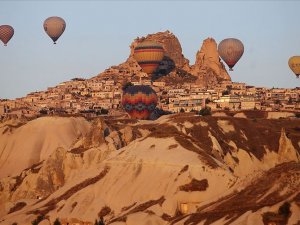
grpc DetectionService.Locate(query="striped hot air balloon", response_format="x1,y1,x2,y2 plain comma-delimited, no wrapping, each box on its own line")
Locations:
288,56,300,78
43,16,66,44
0,25,14,46
122,85,158,120
218,38,244,71
133,41,164,74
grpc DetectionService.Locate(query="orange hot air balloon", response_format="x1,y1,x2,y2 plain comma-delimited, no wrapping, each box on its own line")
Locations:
43,16,66,44
0,25,14,46
133,41,164,74
218,38,244,71
288,56,300,78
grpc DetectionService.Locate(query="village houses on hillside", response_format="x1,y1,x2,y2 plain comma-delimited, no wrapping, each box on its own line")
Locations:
1,77,300,119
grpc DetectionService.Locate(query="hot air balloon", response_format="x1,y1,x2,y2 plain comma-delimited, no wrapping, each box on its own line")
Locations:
122,85,158,119
0,25,14,46
218,38,244,71
43,16,66,44
288,56,300,78
133,41,164,75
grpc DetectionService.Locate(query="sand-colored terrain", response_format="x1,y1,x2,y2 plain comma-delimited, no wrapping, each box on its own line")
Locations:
0,114,300,225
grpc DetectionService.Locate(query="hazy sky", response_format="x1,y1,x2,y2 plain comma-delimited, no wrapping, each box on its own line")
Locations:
0,0,299,99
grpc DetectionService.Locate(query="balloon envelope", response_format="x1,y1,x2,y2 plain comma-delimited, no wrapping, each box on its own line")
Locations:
43,16,66,44
0,25,14,46
122,85,158,119
133,41,164,74
218,38,244,71
288,56,300,78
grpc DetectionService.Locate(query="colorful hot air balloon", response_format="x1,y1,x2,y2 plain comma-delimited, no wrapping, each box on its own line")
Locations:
122,85,158,119
43,16,66,44
288,56,300,78
0,25,14,46
133,41,164,74
218,38,244,71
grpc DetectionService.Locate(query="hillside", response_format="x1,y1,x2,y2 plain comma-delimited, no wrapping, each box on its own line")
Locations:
0,112,300,225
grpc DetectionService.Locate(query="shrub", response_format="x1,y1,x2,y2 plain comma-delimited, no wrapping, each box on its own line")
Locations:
122,82,134,91
53,218,61,225
31,215,44,225
198,107,211,116
278,202,291,217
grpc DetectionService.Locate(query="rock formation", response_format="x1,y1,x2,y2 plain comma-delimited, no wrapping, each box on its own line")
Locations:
191,38,231,87
95,31,231,88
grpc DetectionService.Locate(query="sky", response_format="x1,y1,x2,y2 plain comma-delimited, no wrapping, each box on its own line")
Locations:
0,0,299,99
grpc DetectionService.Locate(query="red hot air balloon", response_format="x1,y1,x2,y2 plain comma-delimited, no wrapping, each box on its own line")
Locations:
218,38,244,71
122,85,158,120
133,41,164,75
0,25,14,46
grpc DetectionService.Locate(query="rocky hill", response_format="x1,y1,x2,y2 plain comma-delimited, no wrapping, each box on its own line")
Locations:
94,31,230,87
0,112,300,225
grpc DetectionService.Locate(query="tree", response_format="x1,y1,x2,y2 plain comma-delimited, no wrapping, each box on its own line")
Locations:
98,217,105,225
122,82,134,91
53,218,61,225
222,90,230,96
31,215,44,225
278,202,291,218
180,108,185,113
198,107,211,116
94,218,105,225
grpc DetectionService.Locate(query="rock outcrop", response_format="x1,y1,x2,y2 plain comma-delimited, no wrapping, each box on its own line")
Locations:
191,38,231,86
94,31,231,87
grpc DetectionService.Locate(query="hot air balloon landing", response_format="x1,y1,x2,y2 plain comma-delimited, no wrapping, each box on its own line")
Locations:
43,16,66,44
288,56,300,78
218,38,244,71
0,25,14,46
122,85,158,120
133,41,164,75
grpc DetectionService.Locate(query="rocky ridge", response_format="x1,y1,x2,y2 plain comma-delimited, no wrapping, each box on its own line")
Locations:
0,112,300,225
